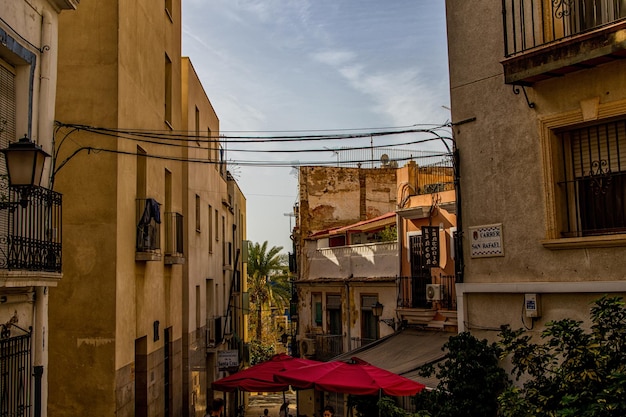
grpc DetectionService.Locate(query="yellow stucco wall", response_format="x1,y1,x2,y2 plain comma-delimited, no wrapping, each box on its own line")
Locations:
50,1,187,416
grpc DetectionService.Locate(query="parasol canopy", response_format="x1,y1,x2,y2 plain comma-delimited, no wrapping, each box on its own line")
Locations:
212,353,320,392
274,357,425,396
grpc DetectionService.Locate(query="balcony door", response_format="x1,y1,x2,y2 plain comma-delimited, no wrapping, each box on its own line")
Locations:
326,294,342,335
408,232,431,308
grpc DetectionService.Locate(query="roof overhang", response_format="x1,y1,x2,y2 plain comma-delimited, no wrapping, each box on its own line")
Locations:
331,328,450,388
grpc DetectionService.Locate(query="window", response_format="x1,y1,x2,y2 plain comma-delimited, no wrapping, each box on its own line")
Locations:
0,59,16,154
196,285,201,329
221,215,225,265
136,146,147,198
208,205,213,253
195,106,200,145
164,54,172,126
556,118,626,237
361,295,379,343
215,209,219,241
407,231,424,277
195,195,201,232
165,169,172,213
207,127,212,161
326,294,342,336
312,293,322,326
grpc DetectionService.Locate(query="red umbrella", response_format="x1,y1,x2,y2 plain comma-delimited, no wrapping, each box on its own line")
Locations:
274,357,425,396
212,353,320,392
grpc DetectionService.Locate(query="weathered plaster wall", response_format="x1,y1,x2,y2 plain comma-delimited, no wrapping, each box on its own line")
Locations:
446,0,626,341
298,166,396,237
447,0,626,284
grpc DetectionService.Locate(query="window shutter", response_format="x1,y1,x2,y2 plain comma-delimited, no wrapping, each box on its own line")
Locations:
0,60,16,155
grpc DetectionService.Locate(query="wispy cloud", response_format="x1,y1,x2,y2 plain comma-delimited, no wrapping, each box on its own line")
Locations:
311,50,357,67
182,1,450,250
310,47,447,126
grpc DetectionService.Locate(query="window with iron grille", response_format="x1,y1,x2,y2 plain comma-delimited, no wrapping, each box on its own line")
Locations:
556,118,626,237
0,334,32,417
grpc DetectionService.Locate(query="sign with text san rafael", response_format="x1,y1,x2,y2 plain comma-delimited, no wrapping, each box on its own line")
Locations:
469,224,504,258
217,350,239,370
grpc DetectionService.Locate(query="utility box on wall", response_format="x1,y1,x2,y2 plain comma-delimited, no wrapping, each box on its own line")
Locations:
524,293,541,318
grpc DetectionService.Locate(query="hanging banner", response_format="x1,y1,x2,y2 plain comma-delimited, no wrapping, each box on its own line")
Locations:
421,226,440,268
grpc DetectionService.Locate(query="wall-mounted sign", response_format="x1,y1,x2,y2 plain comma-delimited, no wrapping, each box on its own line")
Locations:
421,226,440,268
469,223,504,258
217,350,239,370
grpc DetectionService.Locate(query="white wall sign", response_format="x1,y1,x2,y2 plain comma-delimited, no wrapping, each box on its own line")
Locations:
469,223,504,258
217,350,239,370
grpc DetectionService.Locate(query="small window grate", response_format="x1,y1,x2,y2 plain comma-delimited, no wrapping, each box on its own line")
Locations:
557,118,626,236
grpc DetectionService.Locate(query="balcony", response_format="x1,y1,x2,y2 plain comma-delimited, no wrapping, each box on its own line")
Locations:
313,334,343,361
136,198,161,261
306,241,398,280
164,212,184,265
397,274,457,329
502,0,626,84
0,186,62,276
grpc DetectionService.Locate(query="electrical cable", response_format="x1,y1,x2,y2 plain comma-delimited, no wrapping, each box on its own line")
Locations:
61,124,448,154
55,121,453,143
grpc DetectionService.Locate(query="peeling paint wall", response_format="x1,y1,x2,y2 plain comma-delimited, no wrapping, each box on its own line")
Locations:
298,166,396,240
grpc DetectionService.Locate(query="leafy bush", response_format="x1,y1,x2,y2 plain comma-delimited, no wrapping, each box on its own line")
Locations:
414,332,509,417
498,295,626,417
249,339,275,366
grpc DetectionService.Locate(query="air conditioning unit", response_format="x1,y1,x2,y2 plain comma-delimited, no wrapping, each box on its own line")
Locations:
300,338,316,357
426,284,444,302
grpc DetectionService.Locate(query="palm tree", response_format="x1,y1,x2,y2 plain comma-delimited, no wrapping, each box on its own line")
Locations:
247,241,291,340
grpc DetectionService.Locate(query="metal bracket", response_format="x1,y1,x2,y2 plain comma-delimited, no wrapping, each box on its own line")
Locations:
513,84,535,109
380,318,396,329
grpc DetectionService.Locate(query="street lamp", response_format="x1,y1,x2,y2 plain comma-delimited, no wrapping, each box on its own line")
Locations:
371,301,396,330
372,301,384,319
0,135,50,209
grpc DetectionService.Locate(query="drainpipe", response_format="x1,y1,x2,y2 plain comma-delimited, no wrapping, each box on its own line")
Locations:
35,12,53,417
34,365,43,417
453,146,464,284
39,9,54,188
33,286,47,417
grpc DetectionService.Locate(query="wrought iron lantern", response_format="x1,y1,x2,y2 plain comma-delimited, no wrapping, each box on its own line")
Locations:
371,301,383,319
0,135,50,208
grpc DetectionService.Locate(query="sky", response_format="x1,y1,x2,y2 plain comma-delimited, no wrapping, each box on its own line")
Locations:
181,0,451,253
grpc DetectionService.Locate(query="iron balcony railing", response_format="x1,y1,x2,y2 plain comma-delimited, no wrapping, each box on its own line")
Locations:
164,212,183,256
314,334,343,361
352,337,376,348
0,186,62,272
503,0,626,57
415,161,454,196
398,274,457,310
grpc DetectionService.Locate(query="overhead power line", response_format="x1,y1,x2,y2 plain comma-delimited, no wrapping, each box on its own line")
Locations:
51,121,454,180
